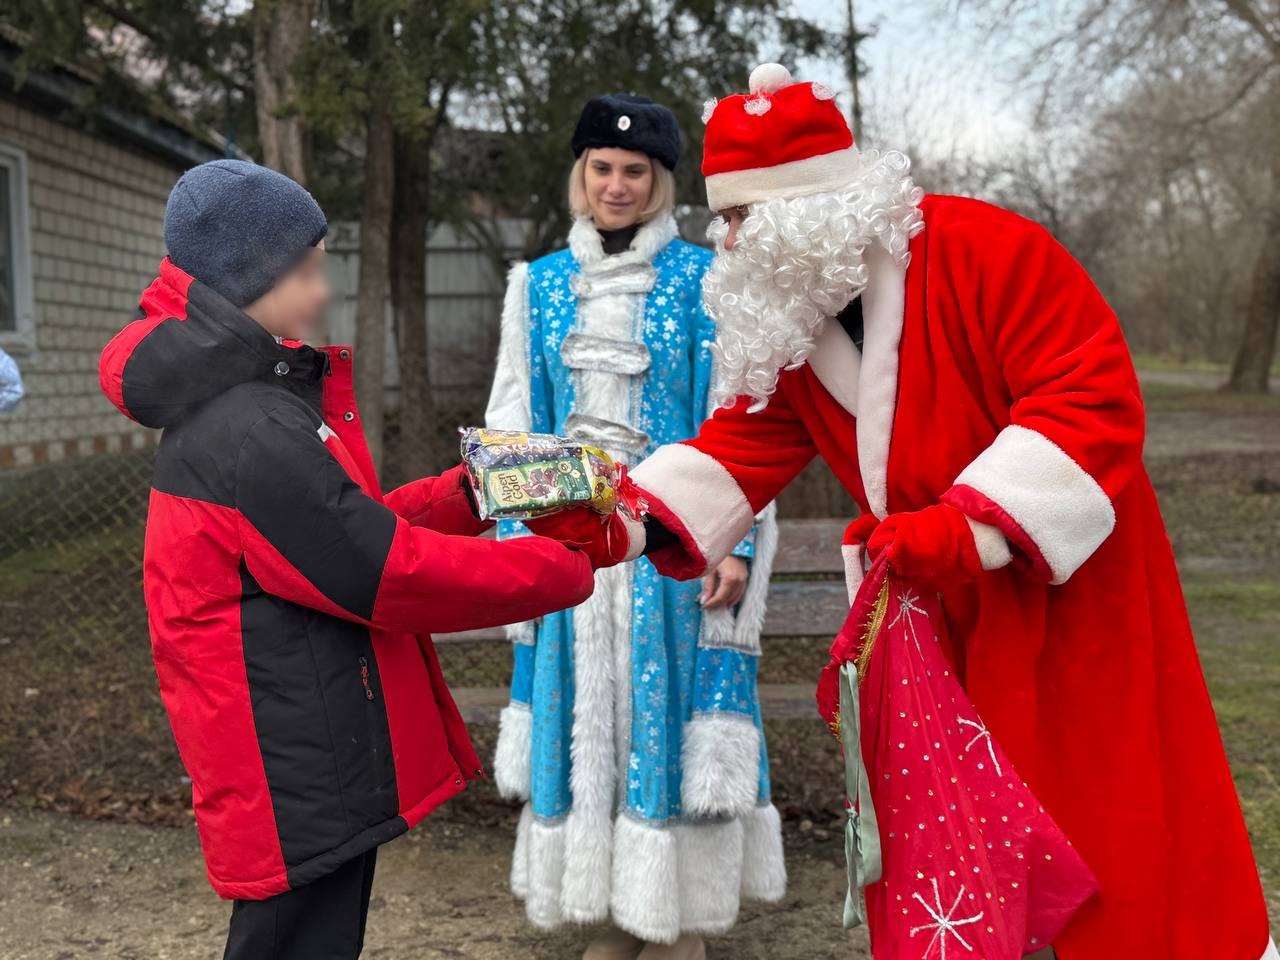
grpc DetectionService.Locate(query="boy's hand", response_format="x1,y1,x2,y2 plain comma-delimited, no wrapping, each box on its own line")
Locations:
701,556,749,609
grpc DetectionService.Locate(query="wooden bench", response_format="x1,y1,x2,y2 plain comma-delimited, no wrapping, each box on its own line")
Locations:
443,519,852,723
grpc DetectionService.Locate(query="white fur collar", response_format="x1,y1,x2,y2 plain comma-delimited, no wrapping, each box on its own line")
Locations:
568,213,679,272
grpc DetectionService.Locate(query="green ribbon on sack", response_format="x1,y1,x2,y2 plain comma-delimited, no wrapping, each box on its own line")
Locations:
840,661,882,929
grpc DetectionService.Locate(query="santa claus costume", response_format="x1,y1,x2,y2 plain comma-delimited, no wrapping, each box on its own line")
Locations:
535,65,1274,960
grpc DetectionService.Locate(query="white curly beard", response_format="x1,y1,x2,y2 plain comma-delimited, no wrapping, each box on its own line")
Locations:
703,149,925,412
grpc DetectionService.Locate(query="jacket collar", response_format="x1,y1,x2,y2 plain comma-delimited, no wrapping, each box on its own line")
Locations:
568,212,679,271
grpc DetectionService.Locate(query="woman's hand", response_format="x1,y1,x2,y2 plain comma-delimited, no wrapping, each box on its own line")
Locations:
700,556,749,609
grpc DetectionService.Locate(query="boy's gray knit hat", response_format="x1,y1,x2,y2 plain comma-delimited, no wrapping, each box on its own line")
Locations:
163,159,328,308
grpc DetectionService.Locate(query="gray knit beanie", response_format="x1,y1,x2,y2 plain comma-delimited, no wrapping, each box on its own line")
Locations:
163,160,328,308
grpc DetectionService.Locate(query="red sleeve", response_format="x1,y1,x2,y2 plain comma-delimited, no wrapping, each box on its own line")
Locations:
632,386,816,578
383,465,490,537
235,406,594,635
939,211,1144,584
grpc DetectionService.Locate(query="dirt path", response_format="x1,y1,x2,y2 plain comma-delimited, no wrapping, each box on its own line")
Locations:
0,808,869,960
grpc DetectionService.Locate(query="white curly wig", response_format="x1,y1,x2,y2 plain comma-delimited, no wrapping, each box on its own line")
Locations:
703,149,925,411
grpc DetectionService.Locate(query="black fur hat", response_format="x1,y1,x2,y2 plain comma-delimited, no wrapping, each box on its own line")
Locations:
571,94,681,170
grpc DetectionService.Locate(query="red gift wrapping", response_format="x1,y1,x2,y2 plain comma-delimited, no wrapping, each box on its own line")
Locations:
818,556,1098,959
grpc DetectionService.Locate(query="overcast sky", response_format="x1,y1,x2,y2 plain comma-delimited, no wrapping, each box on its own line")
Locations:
783,0,1039,164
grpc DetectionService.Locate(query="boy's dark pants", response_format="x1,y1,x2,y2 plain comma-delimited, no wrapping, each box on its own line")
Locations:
223,850,377,960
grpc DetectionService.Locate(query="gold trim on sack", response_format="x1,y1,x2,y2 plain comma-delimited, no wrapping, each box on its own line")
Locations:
854,580,891,685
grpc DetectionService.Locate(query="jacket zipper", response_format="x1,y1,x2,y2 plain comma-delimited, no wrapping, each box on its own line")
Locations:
358,655,375,701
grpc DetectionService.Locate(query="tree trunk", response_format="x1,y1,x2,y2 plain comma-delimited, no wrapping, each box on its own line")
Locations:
1223,219,1280,393
391,133,435,481
1224,122,1280,393
252,0,315,183
354,107,396,472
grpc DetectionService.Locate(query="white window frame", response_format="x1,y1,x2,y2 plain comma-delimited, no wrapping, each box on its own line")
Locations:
0,140,36,353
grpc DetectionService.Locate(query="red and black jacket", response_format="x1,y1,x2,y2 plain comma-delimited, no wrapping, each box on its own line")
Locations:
100,259,594,900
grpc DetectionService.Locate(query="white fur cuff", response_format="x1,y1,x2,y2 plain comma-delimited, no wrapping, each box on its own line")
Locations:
953,424,1115,584
632,443,756,574
494,702,532,801
681,713,762,818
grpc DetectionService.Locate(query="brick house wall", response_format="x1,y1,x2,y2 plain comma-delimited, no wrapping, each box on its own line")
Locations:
0,94,194,470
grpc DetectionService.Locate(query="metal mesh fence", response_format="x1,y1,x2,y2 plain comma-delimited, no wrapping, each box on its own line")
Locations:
3,384,1276,826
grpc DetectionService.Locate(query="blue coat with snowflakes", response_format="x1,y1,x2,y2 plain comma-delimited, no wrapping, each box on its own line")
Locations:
485,214,785,939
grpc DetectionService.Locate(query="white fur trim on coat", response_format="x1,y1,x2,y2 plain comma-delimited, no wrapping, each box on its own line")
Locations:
631,443,756,575
569,213,678,269
953,424,1115,584
494,702,532,801
732,502,778,654
511,802,533,899
523,816,567,929
802,244,906,519
485,260,532,431
561,806,612,923
676,818,745,936
681,713,762,818
562,565,624,918
1259,937,1278,960
854,244,907,519
705,146,862,212
740,803,787,902
611,815,682,944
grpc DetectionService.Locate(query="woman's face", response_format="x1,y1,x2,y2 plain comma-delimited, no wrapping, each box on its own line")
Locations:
583,147,654,230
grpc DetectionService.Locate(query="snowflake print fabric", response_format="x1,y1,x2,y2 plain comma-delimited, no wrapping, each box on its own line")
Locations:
820,557,1098,958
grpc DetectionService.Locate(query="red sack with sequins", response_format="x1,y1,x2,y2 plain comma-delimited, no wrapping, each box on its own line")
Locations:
817,556,1098,959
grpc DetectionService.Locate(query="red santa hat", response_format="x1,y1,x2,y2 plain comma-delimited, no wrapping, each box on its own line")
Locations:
701,63,859,212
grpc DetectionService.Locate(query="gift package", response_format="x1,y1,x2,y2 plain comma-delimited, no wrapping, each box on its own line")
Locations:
459,427,620,521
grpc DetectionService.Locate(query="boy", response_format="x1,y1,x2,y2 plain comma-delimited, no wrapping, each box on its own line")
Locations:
99,159,595,959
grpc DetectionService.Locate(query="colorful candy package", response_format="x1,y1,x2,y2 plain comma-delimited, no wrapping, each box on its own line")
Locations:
459,427,619,521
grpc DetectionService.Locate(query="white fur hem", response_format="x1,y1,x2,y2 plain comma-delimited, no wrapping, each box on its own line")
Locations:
675,818,745,936
1260,938,1278,960
681,713,761,818
523,815,567,929
611,815,682,943
560,807,612,923
632,443,756,574
494,702,532,801
953,424,1115,584
511,802,533,899
965,516,1012,571
740,803,787,902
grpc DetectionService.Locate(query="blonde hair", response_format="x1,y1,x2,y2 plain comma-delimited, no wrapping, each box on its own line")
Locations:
568,152,676,224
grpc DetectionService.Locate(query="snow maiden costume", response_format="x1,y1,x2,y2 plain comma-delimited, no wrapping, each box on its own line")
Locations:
485,94,784,947
535,67,1275,960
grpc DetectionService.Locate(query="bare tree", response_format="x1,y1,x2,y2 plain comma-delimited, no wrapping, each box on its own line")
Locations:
953,0,1280,388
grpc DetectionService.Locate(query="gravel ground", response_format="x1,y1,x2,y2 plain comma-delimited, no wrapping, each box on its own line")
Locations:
0,809,869,960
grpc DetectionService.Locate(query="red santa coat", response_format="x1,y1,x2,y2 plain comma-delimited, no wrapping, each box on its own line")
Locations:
631,194,1270,959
